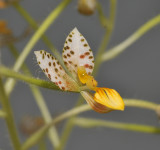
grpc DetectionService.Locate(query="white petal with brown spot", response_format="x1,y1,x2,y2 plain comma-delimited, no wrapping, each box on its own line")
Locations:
34,50,75,91
62,28,94,78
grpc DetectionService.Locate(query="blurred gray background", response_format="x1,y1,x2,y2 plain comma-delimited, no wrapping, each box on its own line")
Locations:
1,0,160,149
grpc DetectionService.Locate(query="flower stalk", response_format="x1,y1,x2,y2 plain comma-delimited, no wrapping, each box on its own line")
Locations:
0,76,21,150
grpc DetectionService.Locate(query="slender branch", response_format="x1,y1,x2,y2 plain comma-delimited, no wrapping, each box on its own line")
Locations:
8,44,60,148
101,14,160,62
56,96,84,150
0,109,7,118
93,0,117,76
74,117,160,134
13,2,63,66
0,77,21,150
96,2,110,28
0,65,60,91
4,0,71,95
124,99,158,111
21,105,91,150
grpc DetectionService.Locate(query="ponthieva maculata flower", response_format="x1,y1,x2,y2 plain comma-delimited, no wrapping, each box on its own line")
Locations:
34,28,124,113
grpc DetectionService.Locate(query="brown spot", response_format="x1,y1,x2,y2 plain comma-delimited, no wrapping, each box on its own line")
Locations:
80,34,82,36
89,49,92,51
88,72,91,75
89,65,93,69
81,39,85,42
59,81,62,84
38,61,41,64
85,52,90,56
59,66,62,70
64,47,66,50
40,50,42,54
89,56,93,59
55,82,58,85
57,61,60,65
65,41,67,44
66,46,70,49
42,54,45,59
70,51,74,55
46,68,48,73
52,56,54,60
69,61,72,64
47,54,50,58
80,55,85,59
92,60,94,63
55,76,57,79
68,38,72,42
43,69,45,72
67,53,71,57
48,74,51,79
48,62,51,66
62,87,65,90
84,64,89,68
69,34,72,37
55,68,58,72
58,74,60,77
63,55,67,59
72,32,74,34
74,64,77,67
84,44,88,47
53,62,56,66
64,61,67,65
44,52,46,55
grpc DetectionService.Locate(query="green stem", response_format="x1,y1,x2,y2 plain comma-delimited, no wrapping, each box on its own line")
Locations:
21,104,91,150
124,99,158,111
101,14,160,62
96,2,110,28
0,77,21,150
0,109,7,118
4,0,71,96
13,2,63,65
74,117,160,134
56,96,84,150
8,44,60,148
21,98,160,149
0,65,60,91
93,0,117,76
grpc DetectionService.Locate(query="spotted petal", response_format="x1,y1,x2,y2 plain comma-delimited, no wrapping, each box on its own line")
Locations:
62,28,94,79
34,50,78,91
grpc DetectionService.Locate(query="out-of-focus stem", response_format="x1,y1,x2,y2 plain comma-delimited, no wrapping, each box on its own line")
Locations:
4,0,71,96
0,77,21,150
101,14,160,62
8,44,60,148
74,117,160,134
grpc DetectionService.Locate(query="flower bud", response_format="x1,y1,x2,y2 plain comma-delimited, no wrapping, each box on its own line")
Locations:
78,0,97,16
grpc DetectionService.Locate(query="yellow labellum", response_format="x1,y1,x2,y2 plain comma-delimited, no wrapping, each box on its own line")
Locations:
94,88,124,111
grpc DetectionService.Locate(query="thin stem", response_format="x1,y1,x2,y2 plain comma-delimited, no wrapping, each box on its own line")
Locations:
8,44,60,148
74,117,160,134
4,0,71,96
21,98,160,149
124,99,158,111
56,96,84,150
21,104,91,150
101,14,160,62
0,65,60,91
0,77,21,150
93,0,117,76
13,2,63,65
96,2,110,28
0,109,7,118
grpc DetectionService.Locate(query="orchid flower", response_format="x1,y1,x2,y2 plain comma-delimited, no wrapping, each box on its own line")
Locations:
34,28,124,113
